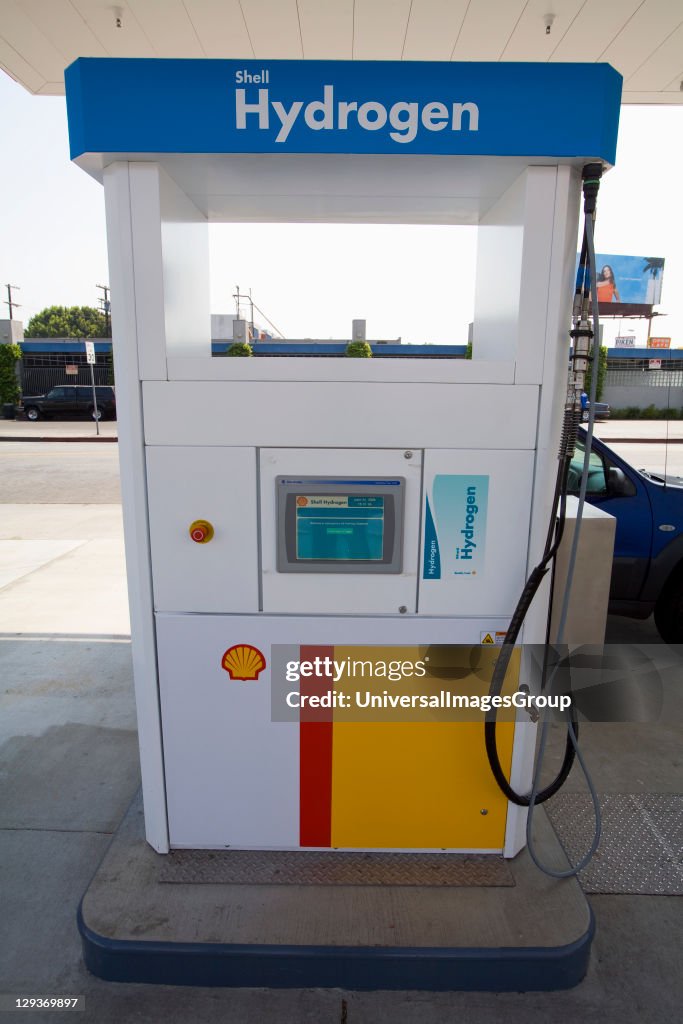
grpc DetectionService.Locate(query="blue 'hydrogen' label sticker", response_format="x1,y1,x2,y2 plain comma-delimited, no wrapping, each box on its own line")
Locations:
422,475,489,579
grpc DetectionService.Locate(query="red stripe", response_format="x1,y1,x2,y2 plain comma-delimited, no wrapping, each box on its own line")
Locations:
299,645,334,848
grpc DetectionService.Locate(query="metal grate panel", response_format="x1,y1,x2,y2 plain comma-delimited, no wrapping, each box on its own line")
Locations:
547,793,683,895
605,368,683,387
158,850,514,887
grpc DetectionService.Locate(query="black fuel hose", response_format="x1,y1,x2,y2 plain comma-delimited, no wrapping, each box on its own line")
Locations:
484,443,579,806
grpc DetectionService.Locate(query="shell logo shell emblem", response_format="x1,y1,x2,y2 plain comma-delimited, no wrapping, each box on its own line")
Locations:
296,496,309,506
221,644,266,681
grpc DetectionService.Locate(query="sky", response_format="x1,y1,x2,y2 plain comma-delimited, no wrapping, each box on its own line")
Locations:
1,70,682,346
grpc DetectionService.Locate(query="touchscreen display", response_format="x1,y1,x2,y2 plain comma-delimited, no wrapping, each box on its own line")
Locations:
295,495,384,561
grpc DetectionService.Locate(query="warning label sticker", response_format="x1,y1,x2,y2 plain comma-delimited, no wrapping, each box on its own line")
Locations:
480,631,507,646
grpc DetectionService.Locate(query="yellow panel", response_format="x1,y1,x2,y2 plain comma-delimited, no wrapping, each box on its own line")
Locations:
331,721,514,849
329,645,517,849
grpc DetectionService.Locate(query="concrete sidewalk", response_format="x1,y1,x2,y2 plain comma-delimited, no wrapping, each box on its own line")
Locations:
594,420,683,442
0,505,128,633
0,418,118,441
1,448,682,1022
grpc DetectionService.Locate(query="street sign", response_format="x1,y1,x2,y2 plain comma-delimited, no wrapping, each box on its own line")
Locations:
84,341,100,435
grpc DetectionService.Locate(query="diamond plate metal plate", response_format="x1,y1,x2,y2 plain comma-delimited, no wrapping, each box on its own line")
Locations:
547,793,683,895
158,850,514,887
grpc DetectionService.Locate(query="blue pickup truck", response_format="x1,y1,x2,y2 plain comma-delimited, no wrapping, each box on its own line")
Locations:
569,429,683,643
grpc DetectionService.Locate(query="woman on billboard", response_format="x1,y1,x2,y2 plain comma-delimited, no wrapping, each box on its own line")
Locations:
596,265,621,303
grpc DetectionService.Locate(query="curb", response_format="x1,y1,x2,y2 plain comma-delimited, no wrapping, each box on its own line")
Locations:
0,435,118,443
596,437,683,444
78,900,595,992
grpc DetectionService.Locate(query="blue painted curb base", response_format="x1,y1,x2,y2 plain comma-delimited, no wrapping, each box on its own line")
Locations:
78,901,594,991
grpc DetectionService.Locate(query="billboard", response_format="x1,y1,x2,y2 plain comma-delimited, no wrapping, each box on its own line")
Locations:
591,254,665,305
647,337,671,349
576,253,665,309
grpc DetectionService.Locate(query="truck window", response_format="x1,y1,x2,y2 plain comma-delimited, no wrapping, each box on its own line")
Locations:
567,440,607,495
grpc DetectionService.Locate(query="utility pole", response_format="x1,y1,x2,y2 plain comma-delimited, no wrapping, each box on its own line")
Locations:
233,285,255,340
96,283,111,337
4,284,21,320
231,286,260,342
248,288,255,341
231,286,285,340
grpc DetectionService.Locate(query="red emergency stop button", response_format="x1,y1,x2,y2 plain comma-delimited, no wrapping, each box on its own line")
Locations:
189,519,214,544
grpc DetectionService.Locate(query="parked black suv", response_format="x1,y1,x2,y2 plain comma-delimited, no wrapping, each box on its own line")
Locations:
22,386,116,421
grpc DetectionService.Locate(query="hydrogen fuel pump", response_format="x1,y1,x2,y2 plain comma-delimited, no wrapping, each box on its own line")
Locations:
65,57,621,860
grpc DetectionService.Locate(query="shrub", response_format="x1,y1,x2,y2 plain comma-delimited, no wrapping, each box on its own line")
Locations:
0,343,21,404
609,406,683,420
345,341,372,358
226,342,253,357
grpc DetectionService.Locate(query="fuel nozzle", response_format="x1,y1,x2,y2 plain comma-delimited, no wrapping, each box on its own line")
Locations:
582,163,603,216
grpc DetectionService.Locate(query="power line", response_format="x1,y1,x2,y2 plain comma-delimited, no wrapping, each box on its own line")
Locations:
232,285,286,339
251,299,286,339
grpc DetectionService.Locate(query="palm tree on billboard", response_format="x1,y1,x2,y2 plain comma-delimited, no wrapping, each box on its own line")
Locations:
642,257,665,305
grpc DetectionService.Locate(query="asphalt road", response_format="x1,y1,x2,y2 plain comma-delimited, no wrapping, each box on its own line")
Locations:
0,442,121,504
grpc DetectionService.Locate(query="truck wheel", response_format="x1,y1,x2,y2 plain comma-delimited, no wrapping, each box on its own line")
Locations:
25,406,40,421
654,578,683,644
